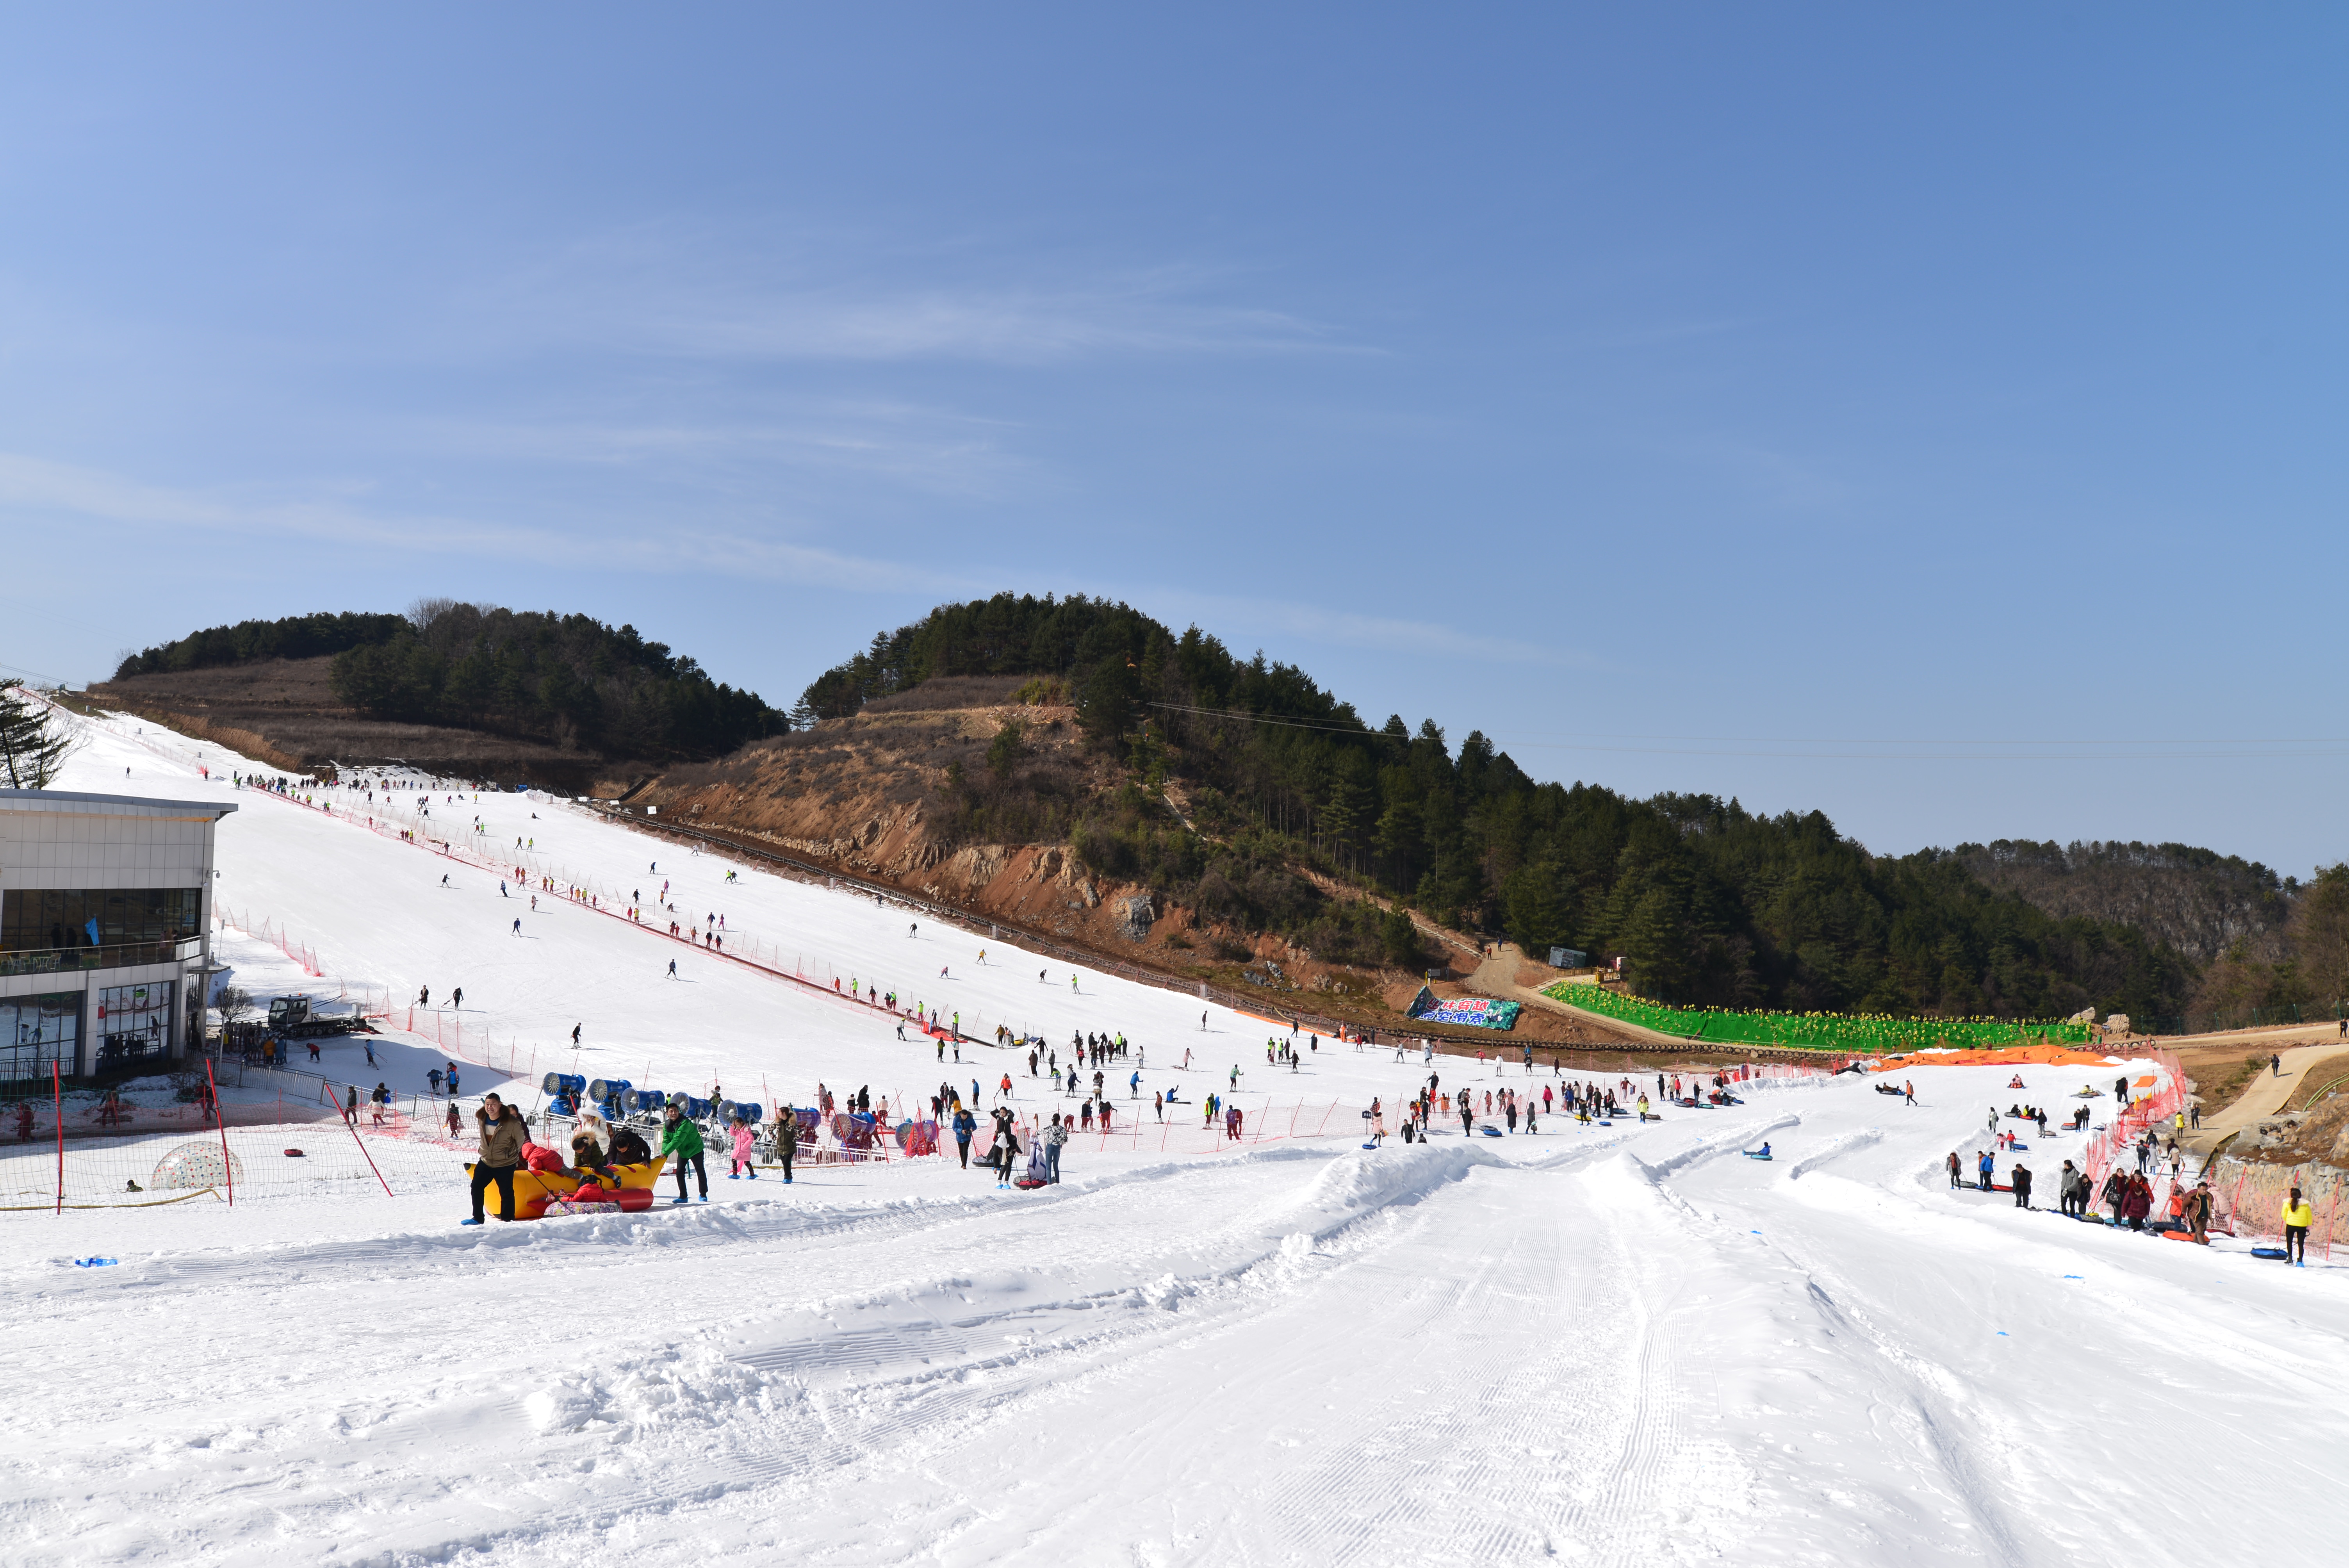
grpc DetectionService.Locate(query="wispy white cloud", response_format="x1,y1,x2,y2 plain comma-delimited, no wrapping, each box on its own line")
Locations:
0,451,979,595
469,223,1360,367
1140,588,1596,671
1673,437,1854,513
421,398,1041,501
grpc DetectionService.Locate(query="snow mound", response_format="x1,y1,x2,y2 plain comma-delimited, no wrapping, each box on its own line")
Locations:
1788,1127,1882,1180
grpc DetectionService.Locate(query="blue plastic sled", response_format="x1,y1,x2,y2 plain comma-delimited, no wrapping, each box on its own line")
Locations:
2251,1246,2290,1260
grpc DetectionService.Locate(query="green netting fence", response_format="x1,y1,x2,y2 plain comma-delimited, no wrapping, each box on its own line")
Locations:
1539,982,2094,1054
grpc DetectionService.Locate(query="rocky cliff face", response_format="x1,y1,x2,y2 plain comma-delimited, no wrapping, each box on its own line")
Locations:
622,682,1628,1046
630,687,1215,959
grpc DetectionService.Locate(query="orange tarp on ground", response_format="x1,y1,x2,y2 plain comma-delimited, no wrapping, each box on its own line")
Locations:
1870,1044,2119,1071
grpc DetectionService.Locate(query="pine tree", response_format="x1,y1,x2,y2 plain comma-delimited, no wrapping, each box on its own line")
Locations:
0,679,77,788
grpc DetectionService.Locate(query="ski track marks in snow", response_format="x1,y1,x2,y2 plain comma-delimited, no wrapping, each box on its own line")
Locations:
18,710,2349,1568
1786,1128,1883,1181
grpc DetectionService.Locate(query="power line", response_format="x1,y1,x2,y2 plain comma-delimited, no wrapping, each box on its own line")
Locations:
0,657,71,687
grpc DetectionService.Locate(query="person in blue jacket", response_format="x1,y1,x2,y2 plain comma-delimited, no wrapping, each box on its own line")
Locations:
952,1106,978,1169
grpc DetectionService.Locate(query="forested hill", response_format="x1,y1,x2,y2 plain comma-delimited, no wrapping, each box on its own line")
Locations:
796,593,2203,1025
116,611,410,675
115,602,784,761
1953,840,2296,964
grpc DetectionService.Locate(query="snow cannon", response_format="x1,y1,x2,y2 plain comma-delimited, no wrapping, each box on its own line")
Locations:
543,1072,586,1098
668,1095,712,1121
586,1078,631,1104
630,1089,668,1114
720,1099,763,1125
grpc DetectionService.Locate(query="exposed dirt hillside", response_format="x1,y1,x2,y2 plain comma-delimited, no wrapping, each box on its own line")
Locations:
82,657,623,792
627,679,1640,1047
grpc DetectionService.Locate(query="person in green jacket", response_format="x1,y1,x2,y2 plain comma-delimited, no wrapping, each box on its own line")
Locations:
661,1102,708,1204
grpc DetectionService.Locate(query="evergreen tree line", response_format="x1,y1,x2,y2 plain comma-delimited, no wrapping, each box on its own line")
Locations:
114,611,412,678
808,593,2225,1022
116,604,784,761
331,603,784,759
0,679,80,788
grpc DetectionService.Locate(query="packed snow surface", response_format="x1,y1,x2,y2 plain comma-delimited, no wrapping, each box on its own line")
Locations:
5,712,2347,1566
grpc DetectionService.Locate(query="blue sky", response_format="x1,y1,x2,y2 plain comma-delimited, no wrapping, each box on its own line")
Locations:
2,6,2341,872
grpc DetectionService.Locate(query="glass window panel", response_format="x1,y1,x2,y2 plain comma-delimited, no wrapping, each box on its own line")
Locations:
95,981,174,1071
1,889,200,952
0,992,80,1088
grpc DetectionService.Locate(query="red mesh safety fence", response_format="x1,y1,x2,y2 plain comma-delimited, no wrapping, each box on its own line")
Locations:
2209,1160,2345,1260
0,1117,464,1210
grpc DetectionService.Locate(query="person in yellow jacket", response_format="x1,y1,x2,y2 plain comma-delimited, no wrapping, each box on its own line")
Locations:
2281,1187,2313,1267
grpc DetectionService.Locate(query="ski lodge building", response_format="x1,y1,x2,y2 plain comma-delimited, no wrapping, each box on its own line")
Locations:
0,788,233,1086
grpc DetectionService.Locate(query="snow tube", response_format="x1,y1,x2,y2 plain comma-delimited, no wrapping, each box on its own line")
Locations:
1481,1126,1503,1137
1743,1151,1773,1160
468,1155,669,1220
1013,1177,1047,1190
2251,1246,2290,1260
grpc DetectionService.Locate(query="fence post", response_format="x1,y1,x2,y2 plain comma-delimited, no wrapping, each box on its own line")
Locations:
53,1062,64,1217
207,1058,233,1207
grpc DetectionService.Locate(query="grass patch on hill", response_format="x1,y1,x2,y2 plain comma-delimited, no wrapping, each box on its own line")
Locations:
1542,982,2093,1054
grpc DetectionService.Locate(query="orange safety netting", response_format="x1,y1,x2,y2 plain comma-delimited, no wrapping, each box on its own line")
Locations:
1868,1044,2121,1070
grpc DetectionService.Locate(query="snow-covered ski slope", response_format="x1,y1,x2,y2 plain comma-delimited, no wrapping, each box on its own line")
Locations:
7,709,2348,1566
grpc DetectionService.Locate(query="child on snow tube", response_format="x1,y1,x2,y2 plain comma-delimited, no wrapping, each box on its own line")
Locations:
569,1129,610,1175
